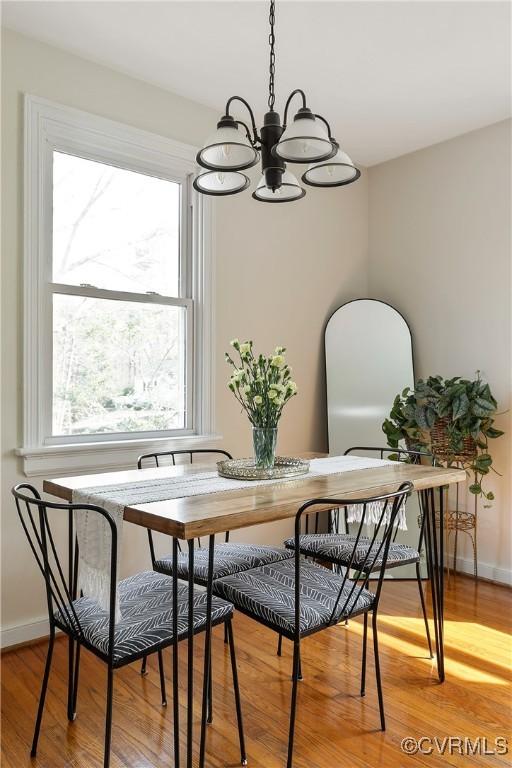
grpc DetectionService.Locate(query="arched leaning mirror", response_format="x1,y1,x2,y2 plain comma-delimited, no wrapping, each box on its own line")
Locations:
325,298,424,578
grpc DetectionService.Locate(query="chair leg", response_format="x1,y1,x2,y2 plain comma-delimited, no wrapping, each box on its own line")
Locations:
360,613,368,697
277,633,283,656
207,640,213,724
287,640,301,768
71,643,81,719
140,655,148,676
104,666,114,768
372,612,385,731
227,619,247,766
290,646,303,681
157,650,167,707
416,563,434,659
224,622,229,645
67,637,75,721
30,629,55,757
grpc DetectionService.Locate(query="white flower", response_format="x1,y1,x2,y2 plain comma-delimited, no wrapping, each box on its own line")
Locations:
230,370,244,386
254,395,263,405
230,338,240,348
287,381,297,394
274,345,285,355
239,342,251,357
243,385,251,395
271,355,285,368
268,389,278,400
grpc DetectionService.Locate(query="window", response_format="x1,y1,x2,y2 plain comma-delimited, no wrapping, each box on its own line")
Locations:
20,96,215,475
51,152,189,438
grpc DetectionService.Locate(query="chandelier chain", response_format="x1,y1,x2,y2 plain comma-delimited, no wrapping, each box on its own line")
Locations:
268,0,276,110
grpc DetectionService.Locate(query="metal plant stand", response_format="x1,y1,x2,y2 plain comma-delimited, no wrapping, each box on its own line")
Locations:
428,420,479,582
436,476,478,582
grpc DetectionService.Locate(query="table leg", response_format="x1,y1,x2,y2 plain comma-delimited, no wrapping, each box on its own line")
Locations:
199,535,215,768
187,541,195,768
172,537,180,768
420,487,445,682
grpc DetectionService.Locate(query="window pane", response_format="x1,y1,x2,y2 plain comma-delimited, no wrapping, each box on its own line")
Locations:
53,295,186,436
52,152,180,295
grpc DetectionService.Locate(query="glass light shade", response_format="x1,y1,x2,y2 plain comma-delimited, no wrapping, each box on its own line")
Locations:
272,116,336,163
302,147,361,187
252,171,305,203
197,124,259,171
193,170,250,196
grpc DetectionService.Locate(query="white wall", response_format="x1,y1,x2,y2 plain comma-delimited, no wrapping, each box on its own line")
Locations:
1,29,369,644
368,120,512,583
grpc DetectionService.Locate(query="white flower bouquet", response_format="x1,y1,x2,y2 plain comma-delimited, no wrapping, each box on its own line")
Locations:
225,339,298,467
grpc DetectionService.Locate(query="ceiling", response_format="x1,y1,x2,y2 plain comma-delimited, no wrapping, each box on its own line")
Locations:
3,1,511,166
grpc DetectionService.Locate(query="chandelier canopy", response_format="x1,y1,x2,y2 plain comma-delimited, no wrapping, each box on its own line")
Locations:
193,0,360,202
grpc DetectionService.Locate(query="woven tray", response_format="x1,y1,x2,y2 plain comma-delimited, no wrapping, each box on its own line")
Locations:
217,456,310,481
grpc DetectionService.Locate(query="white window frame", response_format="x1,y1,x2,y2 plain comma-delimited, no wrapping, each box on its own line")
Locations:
18,95,219,476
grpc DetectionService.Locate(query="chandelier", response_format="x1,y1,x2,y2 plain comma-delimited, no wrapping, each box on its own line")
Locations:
193,0,360,202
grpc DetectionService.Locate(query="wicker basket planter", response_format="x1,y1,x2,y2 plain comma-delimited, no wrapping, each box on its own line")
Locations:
429,417,477,462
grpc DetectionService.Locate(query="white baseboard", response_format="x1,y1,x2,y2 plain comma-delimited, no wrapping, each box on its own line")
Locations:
447,554,511,585
1,617,50,649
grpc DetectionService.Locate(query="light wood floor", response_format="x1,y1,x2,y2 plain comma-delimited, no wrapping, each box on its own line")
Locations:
2,574,511,768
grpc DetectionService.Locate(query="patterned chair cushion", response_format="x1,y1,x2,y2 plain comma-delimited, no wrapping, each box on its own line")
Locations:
154,542,294,583
283,533,420,571
213,559,375,636
55,571,233,666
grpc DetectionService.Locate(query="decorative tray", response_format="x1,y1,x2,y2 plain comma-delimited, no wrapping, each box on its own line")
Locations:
217,456,310,481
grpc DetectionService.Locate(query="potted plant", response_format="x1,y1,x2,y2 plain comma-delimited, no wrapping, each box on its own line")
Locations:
383,374,504,504
225,339,297,468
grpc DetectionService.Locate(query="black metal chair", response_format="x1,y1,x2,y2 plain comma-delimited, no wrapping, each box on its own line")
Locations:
283,446,434,658
12,483,246,768
138,449,294,673
214,483,412,768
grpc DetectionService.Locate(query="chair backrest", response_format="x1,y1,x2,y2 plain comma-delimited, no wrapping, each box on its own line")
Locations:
343,445,436,545
136,449,233,546
137,448,233,469
12,484,117,656
344,445,436,465
293,482,413,637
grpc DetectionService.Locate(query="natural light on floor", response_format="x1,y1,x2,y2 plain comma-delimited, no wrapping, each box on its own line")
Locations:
351,615,511,685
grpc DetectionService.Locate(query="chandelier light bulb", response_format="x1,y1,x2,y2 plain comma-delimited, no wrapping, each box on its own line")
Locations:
197,118,259,171
193,169,250,196
252,170,305,203
301,142,361,188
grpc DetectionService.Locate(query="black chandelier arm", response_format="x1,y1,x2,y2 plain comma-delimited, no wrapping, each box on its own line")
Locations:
225,96,260,143
282,89,307,129
314,113,334,140
235,120,259,148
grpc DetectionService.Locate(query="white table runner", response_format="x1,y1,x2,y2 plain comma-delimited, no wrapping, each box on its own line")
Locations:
72,454,406,617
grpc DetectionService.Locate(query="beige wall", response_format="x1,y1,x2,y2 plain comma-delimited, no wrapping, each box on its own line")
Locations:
3,28,509,645
1,29,368,642
368,120,512,582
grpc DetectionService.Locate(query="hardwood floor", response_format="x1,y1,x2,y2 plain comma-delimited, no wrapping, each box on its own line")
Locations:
2,574,511,768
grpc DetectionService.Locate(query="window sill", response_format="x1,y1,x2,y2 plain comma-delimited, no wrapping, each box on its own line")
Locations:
16,434,223,477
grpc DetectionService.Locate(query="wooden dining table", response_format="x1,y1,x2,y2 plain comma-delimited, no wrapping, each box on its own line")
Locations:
44,454,465,768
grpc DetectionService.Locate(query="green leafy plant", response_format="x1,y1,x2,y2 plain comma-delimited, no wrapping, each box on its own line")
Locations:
383,374,504,504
